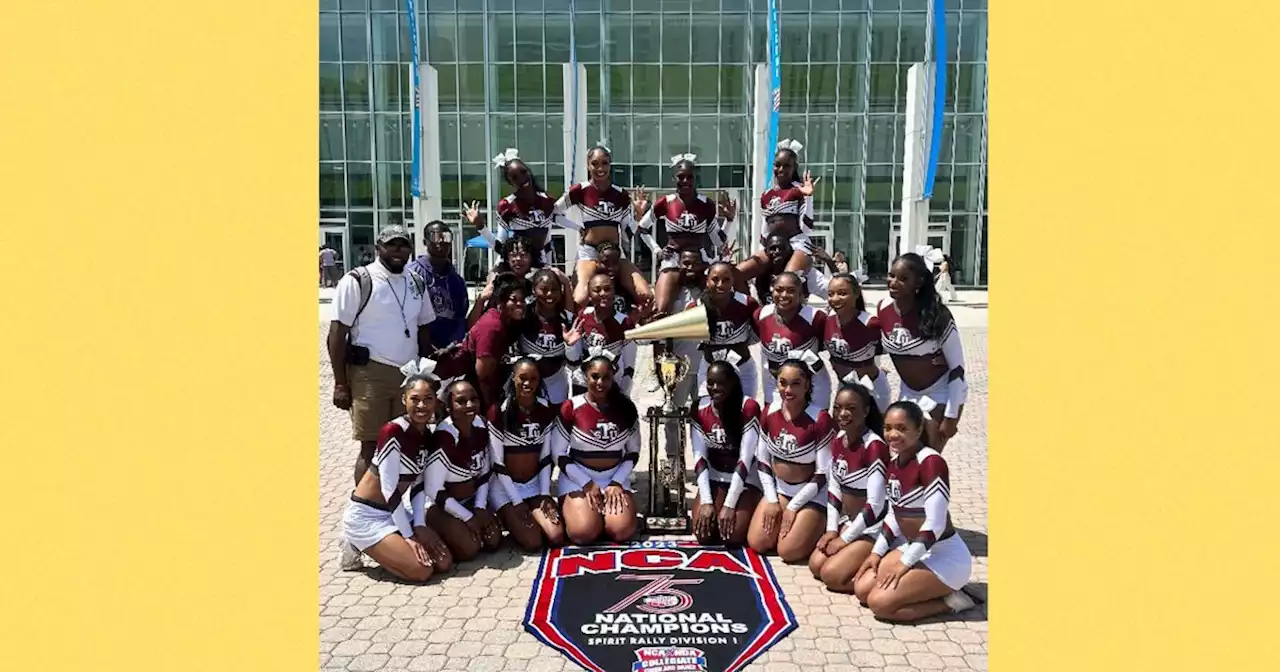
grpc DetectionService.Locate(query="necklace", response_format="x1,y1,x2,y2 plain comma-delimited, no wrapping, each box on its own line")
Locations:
386,274,412,338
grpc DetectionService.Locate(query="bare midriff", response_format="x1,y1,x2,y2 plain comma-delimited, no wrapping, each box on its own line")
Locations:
894,512,955,542
891,353,949,393
841,493,868,521
765,214,802,240
773,458,816,488
444,479,481,502
581,225,620,247
577,456,622,473
504,451,541,483
352,470,404,508
668,231,708,251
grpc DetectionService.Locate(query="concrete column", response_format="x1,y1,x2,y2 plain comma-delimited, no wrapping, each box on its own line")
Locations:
562,63,588,266
417,64,444,262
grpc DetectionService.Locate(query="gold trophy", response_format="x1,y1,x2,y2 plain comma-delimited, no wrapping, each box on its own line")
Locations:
624,305,713,534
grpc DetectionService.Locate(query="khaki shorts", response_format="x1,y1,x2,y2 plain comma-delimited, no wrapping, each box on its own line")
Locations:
348,360,405,441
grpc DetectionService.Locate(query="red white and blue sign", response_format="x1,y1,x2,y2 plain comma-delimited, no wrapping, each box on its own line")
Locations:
524,542,797,672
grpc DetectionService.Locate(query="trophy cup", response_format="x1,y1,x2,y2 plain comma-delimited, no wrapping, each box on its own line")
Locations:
624,306,712,535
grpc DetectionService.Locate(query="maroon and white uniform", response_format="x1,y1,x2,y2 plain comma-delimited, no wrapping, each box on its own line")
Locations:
638,194,725,269
549,394,641,494
876,298,967,418
690,291,760,397
572,305,639,395
872,447,972,590
691,396,763,509
343,416,432,550
554,182,658,261
824,308,891,412
518,309,578,404
485,400,557,509
756,400,835,511
827,428,890,539
485,192,582,266
424,416,492,522
757,182,814,252
752,303,832,408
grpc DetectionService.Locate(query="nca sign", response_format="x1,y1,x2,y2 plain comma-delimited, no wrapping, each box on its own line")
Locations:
524,542,796,672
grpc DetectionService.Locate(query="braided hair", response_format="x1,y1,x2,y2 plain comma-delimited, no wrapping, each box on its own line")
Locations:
893,252,953,341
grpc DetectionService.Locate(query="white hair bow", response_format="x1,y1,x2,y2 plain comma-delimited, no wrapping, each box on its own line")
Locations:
776,138,804,153
709,349,743,372
399,357,441,387
852,266,870,284
785,349,822,374
587,346,619,366
505,352,543,365
842,372,876,393
913,245,945,273
670,153,697,167
492,147,520,169
899,396,939,417
596,139,611,154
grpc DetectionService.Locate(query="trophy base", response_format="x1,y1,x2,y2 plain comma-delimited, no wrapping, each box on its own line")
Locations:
643,515,691,535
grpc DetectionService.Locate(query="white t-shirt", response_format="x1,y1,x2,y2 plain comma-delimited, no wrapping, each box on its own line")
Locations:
332,260,437,368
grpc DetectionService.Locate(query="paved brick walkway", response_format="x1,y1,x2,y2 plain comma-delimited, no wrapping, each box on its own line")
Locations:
318,310,988,671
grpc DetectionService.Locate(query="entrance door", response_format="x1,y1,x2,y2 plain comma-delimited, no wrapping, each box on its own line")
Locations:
889,220,951,260
319,222,348,285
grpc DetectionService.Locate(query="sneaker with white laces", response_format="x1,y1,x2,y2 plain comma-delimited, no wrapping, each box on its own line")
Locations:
338,540,364,571
943,590,976,613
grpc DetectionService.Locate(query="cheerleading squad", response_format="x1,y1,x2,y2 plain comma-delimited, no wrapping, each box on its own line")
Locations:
331,141,975,623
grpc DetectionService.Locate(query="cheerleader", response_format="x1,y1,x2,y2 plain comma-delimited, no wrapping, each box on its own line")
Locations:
452,272,526,409
339,361,453,580
556,145,655,310
485,357,567,550
424,379,503,562
468,237,542,326
587,240,639,316
752,272,832,408
824,273,890,412
690,356,763,545
466,149,580,271
550,351,642,545
808,380,890,592
518,268,580,404
747,358,836,563
853,400,976,621
571,272,639,396
635,154,737,318
735,140,818,289
879,252,968,451
694,261,760,398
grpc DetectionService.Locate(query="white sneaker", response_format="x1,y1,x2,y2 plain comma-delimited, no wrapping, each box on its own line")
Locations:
338,540,364,571
943,590,976,613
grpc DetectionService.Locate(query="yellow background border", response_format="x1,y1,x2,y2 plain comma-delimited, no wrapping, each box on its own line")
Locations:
2,0,1279,669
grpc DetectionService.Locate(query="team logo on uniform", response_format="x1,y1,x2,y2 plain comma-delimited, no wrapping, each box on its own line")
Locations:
595,421,621,441
773,430,800,457
676,211,701,231
831,457,849,482
586,332,608,348
525,542,796,672
828,336,850,357
707,426,728,449
713,321,735,340
887,324,916,349
536,332,560,350
469,450,487,473
887,478,902,501
766,196,782,211
521,421,544,441
766,334,792,357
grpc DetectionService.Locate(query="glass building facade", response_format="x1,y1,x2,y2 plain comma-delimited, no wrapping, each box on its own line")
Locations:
319,0,988,284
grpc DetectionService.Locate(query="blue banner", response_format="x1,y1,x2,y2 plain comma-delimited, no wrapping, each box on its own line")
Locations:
406,0,422,199
923,0,948,199
763,0,781,193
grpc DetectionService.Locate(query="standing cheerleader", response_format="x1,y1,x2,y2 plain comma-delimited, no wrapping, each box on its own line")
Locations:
747,358,836,563
339,362,452,580
736,139,818,289
824,273,890,412
550,352,642,545
424,380,504,562
879,253,968,450
571,272,640,396
485,357,567,550
853,400,976,621
556,145,656,309
518,268,580,404
467,149,581,272
634,154,737,318
690,356,764,546
808,380,890,592
752,272,831,408
694,261,761,398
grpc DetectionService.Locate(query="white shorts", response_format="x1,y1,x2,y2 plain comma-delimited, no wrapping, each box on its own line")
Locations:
900,373,950,416
707,465,762,492
488,476,543,510
882,532,973,591
773,475,825,509
695,356,760,399
762,363,833,410
576,243,599,262
557,463,636,496
541,366,570,405
836,513,883,541
343,499,401,552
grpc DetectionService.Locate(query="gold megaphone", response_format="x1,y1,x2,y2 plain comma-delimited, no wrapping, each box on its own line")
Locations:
624,304,712,342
